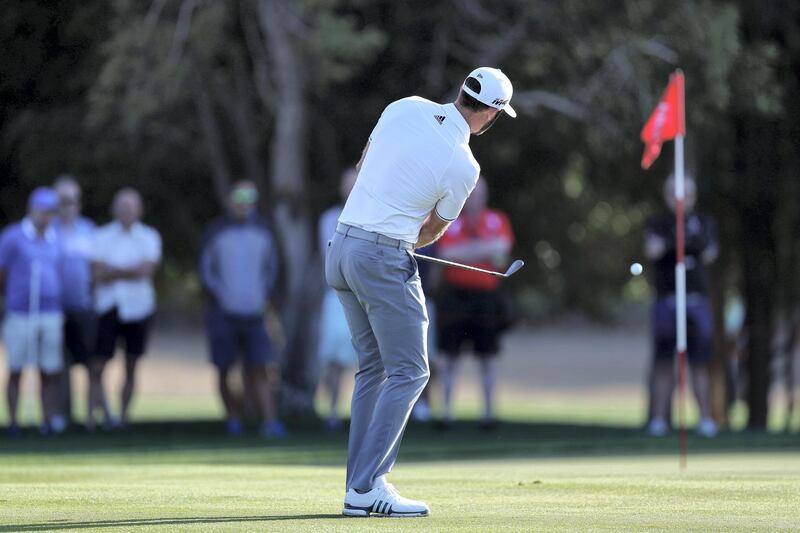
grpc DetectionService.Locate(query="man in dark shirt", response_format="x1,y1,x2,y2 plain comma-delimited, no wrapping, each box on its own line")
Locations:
644,175,718,438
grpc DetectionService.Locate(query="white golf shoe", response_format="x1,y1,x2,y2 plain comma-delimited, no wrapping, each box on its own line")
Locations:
342,478,429,517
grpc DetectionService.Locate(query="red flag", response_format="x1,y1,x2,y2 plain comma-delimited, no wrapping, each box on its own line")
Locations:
640,71,685,169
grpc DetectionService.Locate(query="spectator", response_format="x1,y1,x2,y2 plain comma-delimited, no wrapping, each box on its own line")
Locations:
91,188,161,429
644,175,719,438
0,187,66,435
435,178,514,430
52,175,97,429
317,168,358,431
200,180,287,438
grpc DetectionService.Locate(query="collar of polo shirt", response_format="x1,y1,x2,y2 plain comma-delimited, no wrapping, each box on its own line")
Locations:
443,103,470,142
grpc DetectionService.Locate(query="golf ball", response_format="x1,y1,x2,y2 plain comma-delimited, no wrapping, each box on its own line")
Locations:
630,262,643,276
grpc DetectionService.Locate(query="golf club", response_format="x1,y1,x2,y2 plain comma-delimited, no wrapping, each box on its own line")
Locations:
412,253,525,278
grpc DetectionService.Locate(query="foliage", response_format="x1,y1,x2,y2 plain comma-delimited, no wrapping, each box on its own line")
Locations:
1,0,798,425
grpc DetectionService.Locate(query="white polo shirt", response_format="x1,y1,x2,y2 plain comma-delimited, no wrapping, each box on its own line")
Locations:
92,221,161,322
339,97,480,243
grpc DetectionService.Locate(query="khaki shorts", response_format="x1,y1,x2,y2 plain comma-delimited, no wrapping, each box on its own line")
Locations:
2,312,64,373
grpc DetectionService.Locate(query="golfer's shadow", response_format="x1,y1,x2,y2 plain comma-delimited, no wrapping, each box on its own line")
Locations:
0,514,345,531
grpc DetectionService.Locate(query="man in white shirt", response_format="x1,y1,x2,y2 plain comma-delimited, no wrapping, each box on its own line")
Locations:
91,188,161,429
326,67,516,517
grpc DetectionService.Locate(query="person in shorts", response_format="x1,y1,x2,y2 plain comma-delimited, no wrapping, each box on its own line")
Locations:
0,187,65,435
91,188,161,429
435,178,514,430
52,175,97,428
200,181,286,438
644,175,719,438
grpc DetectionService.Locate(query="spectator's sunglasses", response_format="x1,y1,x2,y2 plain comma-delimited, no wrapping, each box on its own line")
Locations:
232,188,258,205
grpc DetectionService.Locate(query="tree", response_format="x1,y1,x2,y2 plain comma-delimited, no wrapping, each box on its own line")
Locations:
86,0,385,412
2,0,796,428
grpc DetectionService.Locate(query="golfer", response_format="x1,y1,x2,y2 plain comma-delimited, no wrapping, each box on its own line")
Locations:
326,67,516,517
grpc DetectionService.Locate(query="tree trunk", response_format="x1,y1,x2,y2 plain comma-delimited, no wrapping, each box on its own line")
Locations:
741,227,774,429
193,74,233,204
258,0,323,414
736,119,779,429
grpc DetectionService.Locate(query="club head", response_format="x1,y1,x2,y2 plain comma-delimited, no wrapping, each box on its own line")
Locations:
503,259,525,277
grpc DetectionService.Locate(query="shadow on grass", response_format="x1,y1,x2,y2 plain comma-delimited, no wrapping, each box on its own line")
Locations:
0,419,797,465
0,514,345,532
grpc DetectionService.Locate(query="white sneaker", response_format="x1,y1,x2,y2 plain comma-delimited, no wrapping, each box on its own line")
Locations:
647,418,668,437
696,418,718,438
343,478,429,517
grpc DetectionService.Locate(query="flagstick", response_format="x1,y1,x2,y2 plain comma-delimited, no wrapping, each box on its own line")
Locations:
674,113,688,470
640,69,689,468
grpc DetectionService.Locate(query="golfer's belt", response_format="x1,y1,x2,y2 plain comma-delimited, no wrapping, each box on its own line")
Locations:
336,223,414,251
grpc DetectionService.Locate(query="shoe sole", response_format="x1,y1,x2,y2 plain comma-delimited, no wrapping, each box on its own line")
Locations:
342,505,429,518
342,507,370,517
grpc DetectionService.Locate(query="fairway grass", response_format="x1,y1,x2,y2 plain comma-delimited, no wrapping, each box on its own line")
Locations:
1,423,799,532
1,455,799,532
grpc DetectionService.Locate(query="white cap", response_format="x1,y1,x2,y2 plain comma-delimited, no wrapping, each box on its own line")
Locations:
462,67,517,118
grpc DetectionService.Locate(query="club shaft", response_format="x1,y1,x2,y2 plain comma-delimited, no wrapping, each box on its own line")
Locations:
412,253,507,277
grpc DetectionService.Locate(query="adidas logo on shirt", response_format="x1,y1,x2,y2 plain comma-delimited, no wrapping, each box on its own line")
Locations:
434,115,446,124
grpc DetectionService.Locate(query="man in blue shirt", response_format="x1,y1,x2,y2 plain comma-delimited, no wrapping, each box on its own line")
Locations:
200,180,286,438
52,175,99,429
0,187,65,435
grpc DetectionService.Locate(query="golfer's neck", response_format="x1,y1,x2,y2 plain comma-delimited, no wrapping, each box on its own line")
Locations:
453,101,475,132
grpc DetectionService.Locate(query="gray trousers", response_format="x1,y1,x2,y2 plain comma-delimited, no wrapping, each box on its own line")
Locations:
325,229,430,492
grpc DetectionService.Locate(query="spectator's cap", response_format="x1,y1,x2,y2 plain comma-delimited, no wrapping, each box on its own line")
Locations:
28,187,59,211
463,67,517,118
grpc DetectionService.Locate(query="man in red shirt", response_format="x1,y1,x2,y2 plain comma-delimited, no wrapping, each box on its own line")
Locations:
435,178,514,429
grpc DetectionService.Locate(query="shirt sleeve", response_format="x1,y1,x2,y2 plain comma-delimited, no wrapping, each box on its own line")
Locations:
145,229,162,263
435,156,479,221
199,231,222,298
263,230,279,300
89,231,105,263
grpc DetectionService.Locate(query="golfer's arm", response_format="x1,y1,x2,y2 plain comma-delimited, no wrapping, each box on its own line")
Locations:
415,212,451,249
